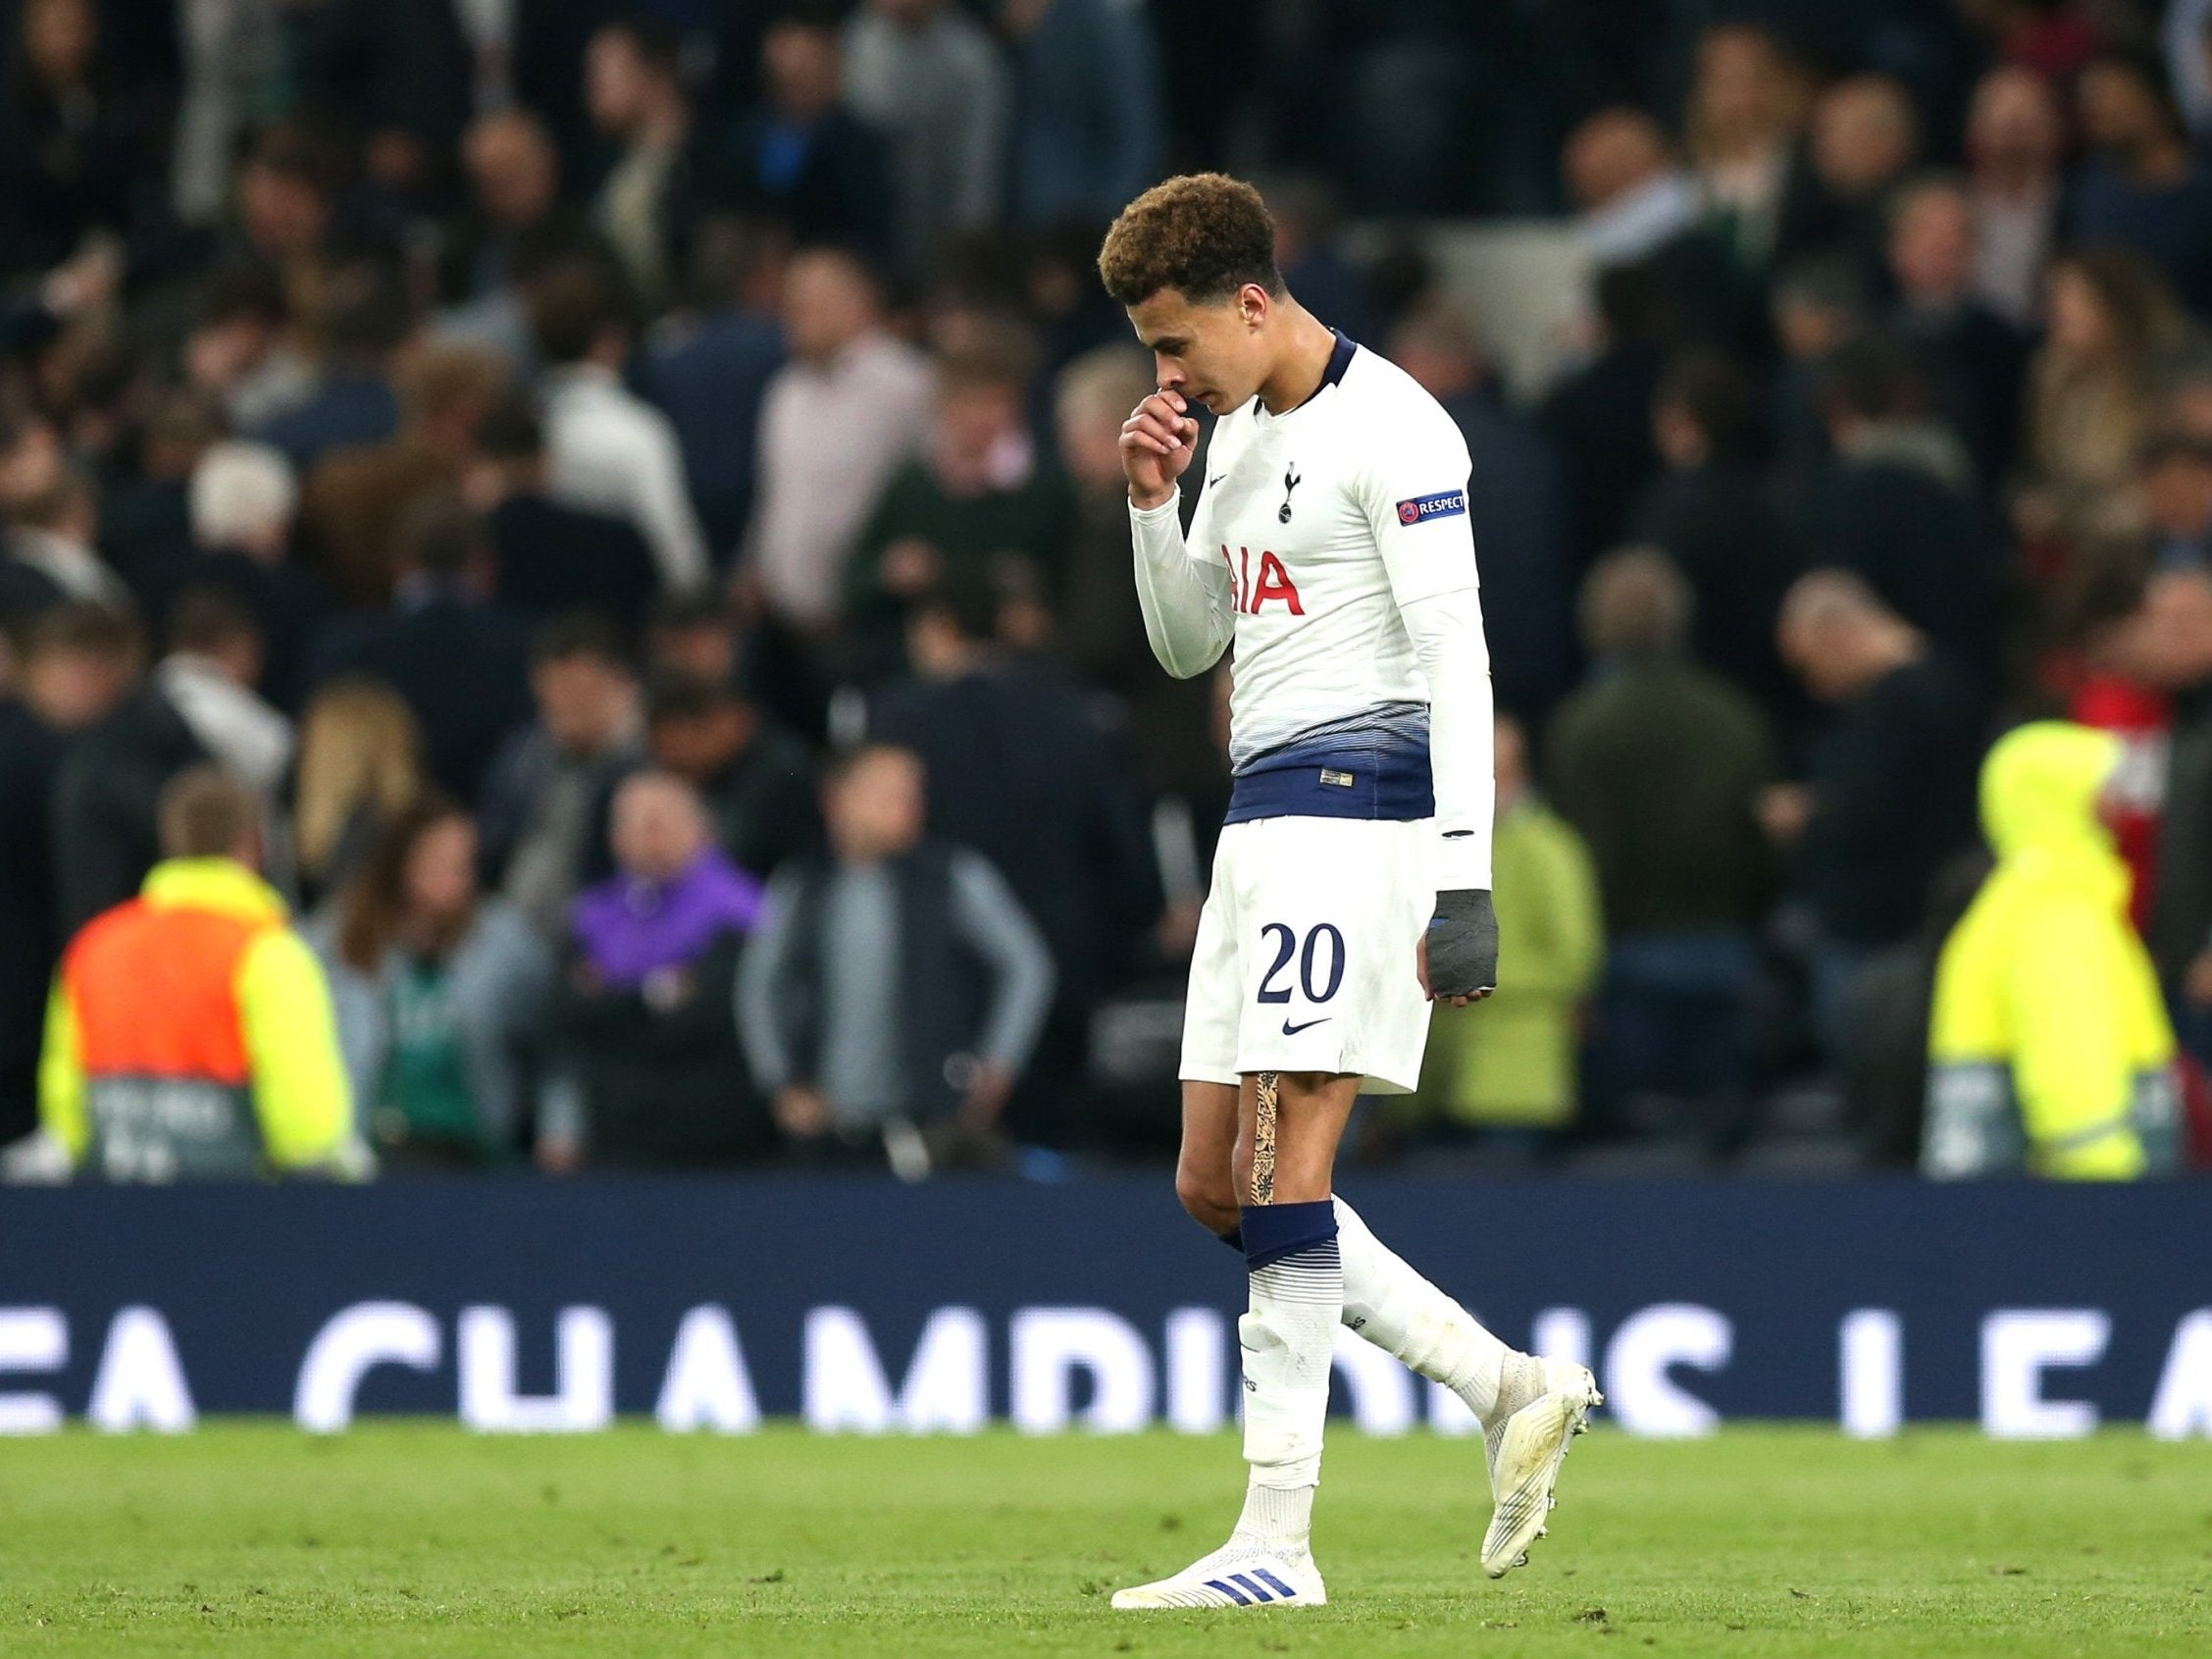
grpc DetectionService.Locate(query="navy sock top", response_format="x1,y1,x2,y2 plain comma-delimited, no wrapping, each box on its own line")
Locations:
1239,1199,1339,1270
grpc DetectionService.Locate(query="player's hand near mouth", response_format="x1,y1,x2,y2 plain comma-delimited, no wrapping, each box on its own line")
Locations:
1121,389,1199,511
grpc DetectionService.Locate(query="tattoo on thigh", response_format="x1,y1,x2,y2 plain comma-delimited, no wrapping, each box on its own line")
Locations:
1250,1069,1278,1205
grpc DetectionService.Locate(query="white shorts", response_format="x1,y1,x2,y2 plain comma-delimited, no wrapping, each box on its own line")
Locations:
1180,816,1436,1095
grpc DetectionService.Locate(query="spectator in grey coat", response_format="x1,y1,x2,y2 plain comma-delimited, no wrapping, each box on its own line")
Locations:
739,743,1053,1172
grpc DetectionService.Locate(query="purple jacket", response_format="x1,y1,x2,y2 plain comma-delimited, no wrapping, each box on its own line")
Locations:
570,851,764,989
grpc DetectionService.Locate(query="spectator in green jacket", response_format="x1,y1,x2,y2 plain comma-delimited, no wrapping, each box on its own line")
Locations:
840,341,1079,674
1546,548,1779,1151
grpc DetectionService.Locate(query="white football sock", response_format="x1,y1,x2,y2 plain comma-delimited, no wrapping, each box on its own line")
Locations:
1334,1195,1512,1421
1230,1479,1314,1552
1236,1229,1342,1550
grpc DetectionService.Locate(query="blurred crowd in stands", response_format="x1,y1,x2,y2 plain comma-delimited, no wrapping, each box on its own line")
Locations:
5,0,2212,1180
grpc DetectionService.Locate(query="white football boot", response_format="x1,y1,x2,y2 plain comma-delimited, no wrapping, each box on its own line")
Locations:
1110,1541,1326,1610
1480,1354,1603,1579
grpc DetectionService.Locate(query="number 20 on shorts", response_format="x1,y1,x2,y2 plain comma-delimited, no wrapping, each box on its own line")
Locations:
1256,922,1346,1005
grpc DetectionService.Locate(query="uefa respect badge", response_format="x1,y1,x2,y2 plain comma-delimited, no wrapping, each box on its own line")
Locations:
1396,489,1467,526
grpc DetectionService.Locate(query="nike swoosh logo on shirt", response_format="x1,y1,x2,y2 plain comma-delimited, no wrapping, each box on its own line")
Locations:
1280,1017,1330,1036
1207,474,1226,488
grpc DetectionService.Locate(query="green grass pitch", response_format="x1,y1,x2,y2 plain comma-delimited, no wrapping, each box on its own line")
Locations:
3,1424,2209,1655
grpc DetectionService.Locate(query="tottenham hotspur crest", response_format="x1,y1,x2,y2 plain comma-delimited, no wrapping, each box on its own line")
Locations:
1279,465,1301,523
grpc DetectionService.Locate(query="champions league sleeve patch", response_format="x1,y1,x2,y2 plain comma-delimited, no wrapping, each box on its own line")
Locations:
1395,489,1468,526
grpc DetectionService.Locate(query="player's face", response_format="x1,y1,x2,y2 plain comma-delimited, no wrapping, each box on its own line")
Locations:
1126,286,1269,416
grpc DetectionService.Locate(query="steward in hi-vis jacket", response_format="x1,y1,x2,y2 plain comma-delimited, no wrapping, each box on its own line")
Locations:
1926,722,2182,1179
40,766,358,1181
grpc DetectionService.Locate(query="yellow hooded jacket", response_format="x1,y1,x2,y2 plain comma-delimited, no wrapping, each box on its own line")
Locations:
1925,723,2182,1179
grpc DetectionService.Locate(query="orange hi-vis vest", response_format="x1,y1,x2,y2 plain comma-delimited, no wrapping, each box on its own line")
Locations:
74,900,262,1080
42,858,352,1180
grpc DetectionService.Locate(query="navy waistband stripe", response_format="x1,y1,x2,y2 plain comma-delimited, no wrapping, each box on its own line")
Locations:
1224,749,1434,824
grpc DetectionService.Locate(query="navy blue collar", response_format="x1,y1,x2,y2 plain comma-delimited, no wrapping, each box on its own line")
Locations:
1262,329,1359,418
1321,328,1359,389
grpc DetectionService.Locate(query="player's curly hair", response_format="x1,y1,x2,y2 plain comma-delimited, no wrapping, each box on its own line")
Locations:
1097,174,1285,307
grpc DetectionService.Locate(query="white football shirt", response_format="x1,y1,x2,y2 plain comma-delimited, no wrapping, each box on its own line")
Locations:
1189,336,1481,774
1127,330,1496,886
